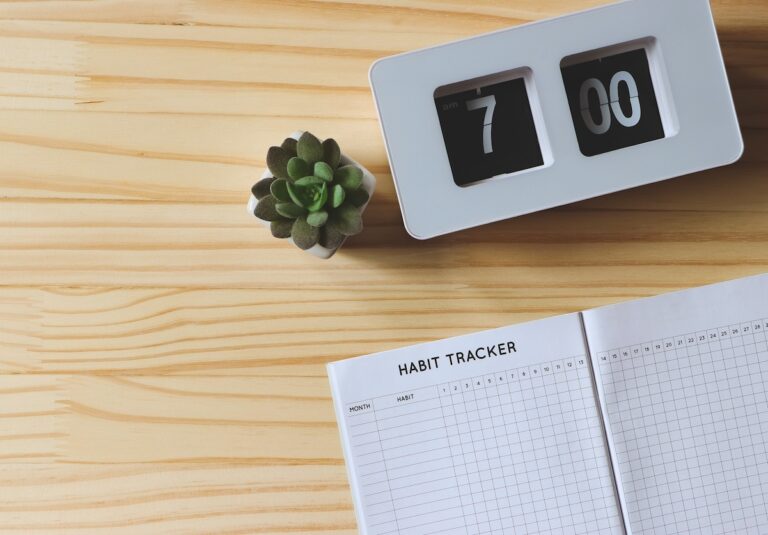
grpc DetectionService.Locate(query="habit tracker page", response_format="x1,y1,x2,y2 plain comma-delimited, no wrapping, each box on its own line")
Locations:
327,313,624,535
584,274,768,535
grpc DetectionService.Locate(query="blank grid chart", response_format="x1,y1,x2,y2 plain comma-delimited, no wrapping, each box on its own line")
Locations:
353,387,464,535
598,318,768,535
345,356,623,535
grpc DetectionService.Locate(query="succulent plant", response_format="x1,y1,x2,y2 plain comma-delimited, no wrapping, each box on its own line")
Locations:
252,132,369,251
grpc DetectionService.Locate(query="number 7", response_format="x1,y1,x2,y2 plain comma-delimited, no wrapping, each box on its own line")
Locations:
466,95,496,154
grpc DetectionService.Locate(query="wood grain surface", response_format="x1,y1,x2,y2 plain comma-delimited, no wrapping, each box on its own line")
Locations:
0,0,766,533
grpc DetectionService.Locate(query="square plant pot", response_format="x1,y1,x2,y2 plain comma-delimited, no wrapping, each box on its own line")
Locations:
247,131,375,259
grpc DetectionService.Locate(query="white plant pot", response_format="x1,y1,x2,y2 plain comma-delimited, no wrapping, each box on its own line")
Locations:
247,131,376,259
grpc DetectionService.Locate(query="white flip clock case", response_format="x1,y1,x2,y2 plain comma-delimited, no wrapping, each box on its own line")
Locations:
369,0,743,239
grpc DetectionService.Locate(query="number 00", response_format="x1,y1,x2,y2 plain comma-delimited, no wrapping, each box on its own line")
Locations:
579,71,641,135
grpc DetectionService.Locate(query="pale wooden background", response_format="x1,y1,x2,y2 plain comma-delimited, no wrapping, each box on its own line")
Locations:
0,0,765,533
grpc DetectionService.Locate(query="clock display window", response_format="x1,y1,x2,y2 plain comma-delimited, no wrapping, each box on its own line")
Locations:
434,72,545,187
561,45,666,156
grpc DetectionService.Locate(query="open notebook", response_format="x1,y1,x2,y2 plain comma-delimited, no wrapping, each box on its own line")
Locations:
327,273,768,535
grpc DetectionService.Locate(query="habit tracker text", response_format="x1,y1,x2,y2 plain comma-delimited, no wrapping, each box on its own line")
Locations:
398,340,517,376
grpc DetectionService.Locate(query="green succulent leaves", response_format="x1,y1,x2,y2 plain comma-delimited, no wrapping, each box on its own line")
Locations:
276,202,307,219
252,131,370,252
281,137,298,157
314,161,333,182
331,184,345,209
270,219,293,239
334,165,363,190
287,177,328,212
319,225,345,250
270,178,291,202
322,138,341,169
266,146,290,179
329,203,363,236
287,157,310,181
252,176,275,200
253,195,281,221
297,132,324,165
306,210,329,228
346,188,369,208
291,217,320,250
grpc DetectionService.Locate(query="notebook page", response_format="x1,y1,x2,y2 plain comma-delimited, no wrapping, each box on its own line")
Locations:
327,313,624,535
583,273,768,535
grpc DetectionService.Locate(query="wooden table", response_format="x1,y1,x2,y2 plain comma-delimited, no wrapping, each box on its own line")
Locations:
1,0,765,532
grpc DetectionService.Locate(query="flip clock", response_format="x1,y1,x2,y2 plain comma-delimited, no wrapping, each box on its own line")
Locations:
369,0,743,239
